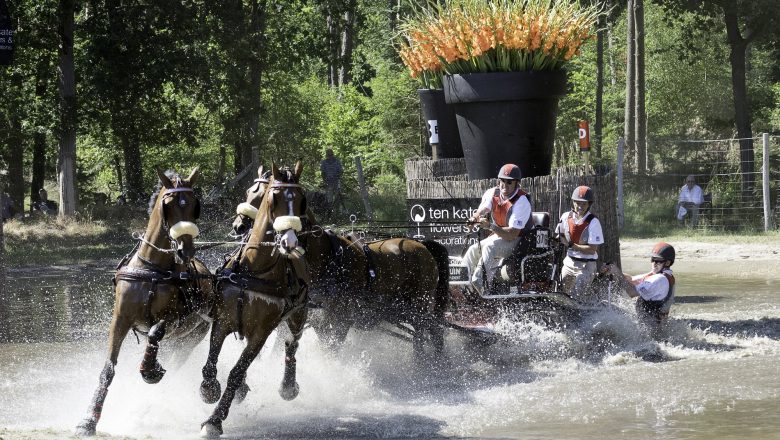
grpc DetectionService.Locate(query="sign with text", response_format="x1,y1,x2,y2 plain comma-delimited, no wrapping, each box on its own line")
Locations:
407,198,488,255
427,119,439,144
578,120,590,152
0,0,13,66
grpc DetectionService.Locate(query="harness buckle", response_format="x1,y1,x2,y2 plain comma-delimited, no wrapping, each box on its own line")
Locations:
228,272,239,284
179,272,190,281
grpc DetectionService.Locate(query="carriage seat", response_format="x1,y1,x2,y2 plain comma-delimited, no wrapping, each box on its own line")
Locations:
489,212,555,294
531,212,550,229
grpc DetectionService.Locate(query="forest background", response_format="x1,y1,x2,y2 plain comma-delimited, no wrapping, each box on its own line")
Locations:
1,0,780,256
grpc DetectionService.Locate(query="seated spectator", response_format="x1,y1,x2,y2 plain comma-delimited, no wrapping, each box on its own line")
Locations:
676,175,703,227
33,188,58,215
2,192,15,222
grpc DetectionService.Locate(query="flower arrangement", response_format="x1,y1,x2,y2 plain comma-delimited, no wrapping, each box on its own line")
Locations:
398,0,601,89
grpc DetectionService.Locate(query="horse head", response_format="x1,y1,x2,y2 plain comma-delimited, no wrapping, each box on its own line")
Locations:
232,165,271,236
264,161,307,254
155,167,201,264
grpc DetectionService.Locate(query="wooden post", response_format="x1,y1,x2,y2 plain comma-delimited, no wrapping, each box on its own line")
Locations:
355,156,373,222
763,133,771,231
617,137,625,230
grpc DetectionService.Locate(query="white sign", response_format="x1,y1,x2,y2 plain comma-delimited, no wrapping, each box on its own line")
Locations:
427,120,439,144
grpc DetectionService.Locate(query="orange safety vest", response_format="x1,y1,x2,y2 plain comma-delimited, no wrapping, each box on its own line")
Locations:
491,187,527,228
566,212,595,245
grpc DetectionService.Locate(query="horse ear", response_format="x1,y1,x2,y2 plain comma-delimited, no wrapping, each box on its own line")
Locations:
156,167,174,188
257,164,265,179
293,161,303,181
186,167,200,186
272,162,281,180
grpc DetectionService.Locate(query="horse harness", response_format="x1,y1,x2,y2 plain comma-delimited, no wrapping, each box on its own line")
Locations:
216,255,310,339
114,261,211,332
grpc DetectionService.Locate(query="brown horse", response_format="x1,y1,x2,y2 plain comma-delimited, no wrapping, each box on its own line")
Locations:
230,166,449,361
199,162,310,438
76,168,214,436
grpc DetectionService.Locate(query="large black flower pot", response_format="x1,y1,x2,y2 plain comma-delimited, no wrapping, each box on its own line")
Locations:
418,89,464,159
443,71,567,179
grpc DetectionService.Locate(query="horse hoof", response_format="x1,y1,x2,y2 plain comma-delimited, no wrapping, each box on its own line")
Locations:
233,382,250,404
75,418,97,436
140,363,166,384
279,382,299,401
200,378,222,404
200,419,223,438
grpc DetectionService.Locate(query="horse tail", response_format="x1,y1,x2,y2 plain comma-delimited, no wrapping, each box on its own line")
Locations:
421,240,449,320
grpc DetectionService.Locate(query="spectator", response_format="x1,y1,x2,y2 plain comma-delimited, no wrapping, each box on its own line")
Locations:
676,175,703,227
2,192,15,222
34,188,58,215
320,148,343,210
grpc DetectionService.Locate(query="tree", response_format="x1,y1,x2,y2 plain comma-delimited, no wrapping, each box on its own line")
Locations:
655,0,780,197
57,0,76,215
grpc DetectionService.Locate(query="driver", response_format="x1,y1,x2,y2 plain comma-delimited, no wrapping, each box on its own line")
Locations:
463,164,532,294
607,242,676,331
556,185,604,299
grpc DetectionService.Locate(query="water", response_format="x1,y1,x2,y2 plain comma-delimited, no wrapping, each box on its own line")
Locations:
0,258,778,439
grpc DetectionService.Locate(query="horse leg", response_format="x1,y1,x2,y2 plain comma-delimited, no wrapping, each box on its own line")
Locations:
140,320,167,384
75,315,131,436
200,318,230,404
280,305,307,401
200,331,273,438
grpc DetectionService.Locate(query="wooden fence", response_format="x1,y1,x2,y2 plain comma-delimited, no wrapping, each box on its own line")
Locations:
406,158,621,265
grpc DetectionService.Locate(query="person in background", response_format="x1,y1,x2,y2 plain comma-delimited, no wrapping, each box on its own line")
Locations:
462,163,532,294
607,242,676,334
320,148,343,211
34,188,58,215
1,192,15,222
556,185,604,299
676,175,703,227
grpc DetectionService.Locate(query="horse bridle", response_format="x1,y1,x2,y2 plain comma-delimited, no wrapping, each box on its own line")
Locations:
159,186,199,238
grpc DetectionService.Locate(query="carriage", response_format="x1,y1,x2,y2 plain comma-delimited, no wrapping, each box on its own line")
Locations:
442,211,609,337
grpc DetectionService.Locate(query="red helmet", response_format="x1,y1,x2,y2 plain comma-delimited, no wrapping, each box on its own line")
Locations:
650,242,676,265
571,185,594,202
497,164,522,180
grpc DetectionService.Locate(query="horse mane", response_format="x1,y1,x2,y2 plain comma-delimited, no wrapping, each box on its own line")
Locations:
147,170,183,216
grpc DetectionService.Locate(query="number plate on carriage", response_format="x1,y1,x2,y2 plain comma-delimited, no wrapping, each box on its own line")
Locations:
536,230,549,248
449,264,471,284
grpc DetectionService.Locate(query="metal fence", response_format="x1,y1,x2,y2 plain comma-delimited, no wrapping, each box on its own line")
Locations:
619,134,780,232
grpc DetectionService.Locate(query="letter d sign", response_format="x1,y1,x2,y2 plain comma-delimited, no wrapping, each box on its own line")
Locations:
578,120,590,152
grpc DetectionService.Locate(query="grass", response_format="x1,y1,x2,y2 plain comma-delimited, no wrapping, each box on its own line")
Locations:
2,214,143,268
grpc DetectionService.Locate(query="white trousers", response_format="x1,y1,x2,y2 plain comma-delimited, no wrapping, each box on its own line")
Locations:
462,234,520,287
561,256,598,298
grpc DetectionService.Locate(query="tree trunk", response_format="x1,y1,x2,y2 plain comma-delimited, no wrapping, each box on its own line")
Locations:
338,1,356,87
607,0,616,87
31,130,46,209
240,0,265,172
634,0,646,174
595,13,604,158
8,113,24,214
113,154,123,197
326,9,338,87
723,3,754,199
121,131,144,203
624,0,635,170
57,0,77,216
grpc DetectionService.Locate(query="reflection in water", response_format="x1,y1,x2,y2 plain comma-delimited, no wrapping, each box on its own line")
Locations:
0,259,778,440
0,267,115,343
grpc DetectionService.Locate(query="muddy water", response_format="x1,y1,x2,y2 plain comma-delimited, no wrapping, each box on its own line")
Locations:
0,258,778,439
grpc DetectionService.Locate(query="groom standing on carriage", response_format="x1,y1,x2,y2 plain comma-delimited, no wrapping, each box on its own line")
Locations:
462,163,532,294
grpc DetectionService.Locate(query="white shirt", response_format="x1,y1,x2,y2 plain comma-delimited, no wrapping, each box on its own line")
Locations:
631,271,672,301
558,211,604,260
477,187,532,230
679,184,703,205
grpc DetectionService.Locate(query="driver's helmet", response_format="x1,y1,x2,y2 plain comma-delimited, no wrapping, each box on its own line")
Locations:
650,242,676,265
497,164,522,181
571,185,594,203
